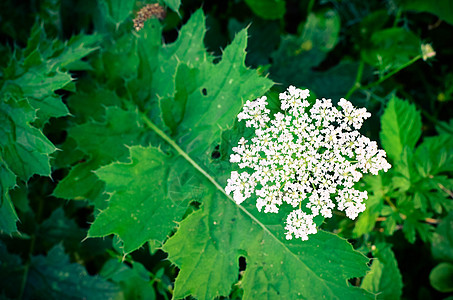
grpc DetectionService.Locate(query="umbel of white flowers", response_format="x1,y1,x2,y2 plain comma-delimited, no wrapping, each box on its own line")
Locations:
225,86,391,241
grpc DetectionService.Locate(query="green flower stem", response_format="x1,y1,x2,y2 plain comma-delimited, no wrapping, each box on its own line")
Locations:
385,196,398,212
346,55,422,98
393,8,402,28
345,60,365,99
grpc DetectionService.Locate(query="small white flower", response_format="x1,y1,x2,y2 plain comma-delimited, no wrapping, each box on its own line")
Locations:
226,86,391,241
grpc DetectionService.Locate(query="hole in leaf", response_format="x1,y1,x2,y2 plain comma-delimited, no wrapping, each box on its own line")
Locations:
211,151,220,159
239,256,246,272
202,88,207,96
211,145,220,159
191,201,201,209
348,277,362,287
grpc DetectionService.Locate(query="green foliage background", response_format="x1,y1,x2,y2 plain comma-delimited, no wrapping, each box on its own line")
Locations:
1,0,452,299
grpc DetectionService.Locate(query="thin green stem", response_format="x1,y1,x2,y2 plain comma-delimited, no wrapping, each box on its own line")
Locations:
393,8,402,28
346,55,422,98
19,236,34,299
19,193,44,299
362,55,422,90
345,60,365,99
384,196,398,212
307,0,315,16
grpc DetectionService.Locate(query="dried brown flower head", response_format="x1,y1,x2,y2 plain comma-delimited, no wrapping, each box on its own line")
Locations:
133,3,166,31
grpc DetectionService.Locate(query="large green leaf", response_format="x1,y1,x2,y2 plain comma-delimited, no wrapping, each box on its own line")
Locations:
163,190,372,299
361,245,403,299
86,9,373,298
0,20,101,232
88,10,273,252
380,96,422,162
169,29,274,153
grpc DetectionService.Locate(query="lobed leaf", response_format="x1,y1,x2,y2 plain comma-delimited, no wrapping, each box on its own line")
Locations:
88,10,273,252
88,146,195,253
0,96,56,181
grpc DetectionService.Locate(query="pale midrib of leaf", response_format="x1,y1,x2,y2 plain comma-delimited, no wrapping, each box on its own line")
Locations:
140,112,334,290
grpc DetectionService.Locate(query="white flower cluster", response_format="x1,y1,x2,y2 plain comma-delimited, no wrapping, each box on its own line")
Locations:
225,86,391,241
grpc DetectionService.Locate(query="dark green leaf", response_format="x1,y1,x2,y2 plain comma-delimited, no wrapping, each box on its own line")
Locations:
26,245,120,299
0,161,18,233
0,96,56,181
429,262,453,292
432,211,453,262
415,134,453,176
244,0,286,20
101,259,156,299
398,0,453,25
0,243,119,299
